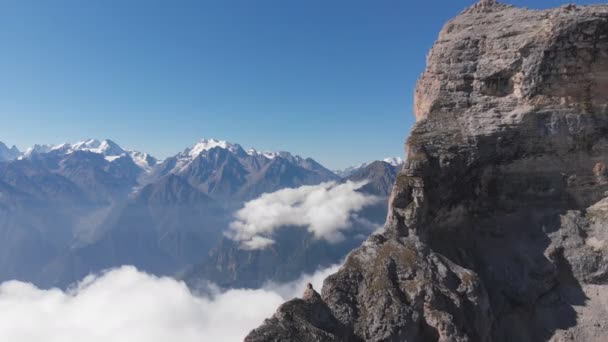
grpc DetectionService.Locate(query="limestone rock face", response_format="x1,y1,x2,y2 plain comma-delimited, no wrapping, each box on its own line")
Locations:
247,2,608,341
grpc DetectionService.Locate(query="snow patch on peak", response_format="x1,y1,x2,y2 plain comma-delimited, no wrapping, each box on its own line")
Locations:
129,151,159,172
104,155,123,162
188,138,242,158
24,144,54,157
382,157,404,167
71,139,126,156
71,139,100,149
264,151,281,159
51,143,71,152
246,148,303,163
171,138,244,173
246,148,282,160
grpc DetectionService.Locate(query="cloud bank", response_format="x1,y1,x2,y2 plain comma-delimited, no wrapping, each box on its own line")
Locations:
0,264,341,342
228,181,378,249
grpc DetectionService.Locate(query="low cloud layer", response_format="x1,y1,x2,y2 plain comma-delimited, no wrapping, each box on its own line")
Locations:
228,181,378,249
0,264,341,342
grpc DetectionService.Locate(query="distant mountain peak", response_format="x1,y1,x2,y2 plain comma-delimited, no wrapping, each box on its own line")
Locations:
382,157,404,167
0,141,22,161
334,157,404,178
70,138,126,157
187,138,243,158
9,144,20,153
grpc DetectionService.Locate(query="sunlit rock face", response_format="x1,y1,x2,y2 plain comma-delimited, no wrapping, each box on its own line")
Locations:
247,2,608,341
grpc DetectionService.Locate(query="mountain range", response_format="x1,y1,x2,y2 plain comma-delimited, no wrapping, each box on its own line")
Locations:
0,137,402,288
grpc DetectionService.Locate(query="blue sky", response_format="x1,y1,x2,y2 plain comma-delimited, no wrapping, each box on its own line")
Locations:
0,0,600,169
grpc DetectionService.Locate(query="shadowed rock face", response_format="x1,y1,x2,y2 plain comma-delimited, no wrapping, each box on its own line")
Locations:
247,2,608,341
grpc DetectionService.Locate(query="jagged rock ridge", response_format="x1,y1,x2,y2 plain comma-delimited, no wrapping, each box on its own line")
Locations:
247,2,608,341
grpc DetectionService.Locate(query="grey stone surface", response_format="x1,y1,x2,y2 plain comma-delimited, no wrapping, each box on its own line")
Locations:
246,1,608,341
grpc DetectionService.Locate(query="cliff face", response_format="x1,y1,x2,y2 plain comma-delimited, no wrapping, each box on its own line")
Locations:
246,2,608,341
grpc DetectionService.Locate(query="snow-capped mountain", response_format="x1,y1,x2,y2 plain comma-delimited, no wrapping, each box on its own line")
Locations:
170,138,319,173
152,138,339,202
0,142,21,161
382,157,404,167
334,157,404,178
128,150,158,172
21,139,158,172
168,138,247,174
188,138,244,156
69,139,127,158
23,144,54,157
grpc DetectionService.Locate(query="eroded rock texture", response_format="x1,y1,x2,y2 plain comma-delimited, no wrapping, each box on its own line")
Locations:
247,2,608,341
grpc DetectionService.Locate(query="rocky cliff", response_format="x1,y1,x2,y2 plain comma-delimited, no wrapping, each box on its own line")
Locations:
246,1,608,341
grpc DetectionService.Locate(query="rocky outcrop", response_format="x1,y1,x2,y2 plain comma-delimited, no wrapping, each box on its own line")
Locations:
247,1,608,341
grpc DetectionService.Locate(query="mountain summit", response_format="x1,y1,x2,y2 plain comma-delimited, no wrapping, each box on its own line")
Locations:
0,142,21,161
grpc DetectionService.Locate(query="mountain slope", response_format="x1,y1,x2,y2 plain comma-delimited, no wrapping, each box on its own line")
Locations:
39,175,229,288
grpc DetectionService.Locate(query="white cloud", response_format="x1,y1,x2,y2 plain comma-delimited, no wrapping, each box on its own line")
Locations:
0,264,341,342
242,235,276,250
228,181,378,249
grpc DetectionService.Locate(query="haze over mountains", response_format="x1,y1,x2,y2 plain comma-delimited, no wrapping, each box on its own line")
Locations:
0,137,403,288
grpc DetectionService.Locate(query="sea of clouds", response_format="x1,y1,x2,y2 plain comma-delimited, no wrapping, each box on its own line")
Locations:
227,181,378,249
0,263,341,342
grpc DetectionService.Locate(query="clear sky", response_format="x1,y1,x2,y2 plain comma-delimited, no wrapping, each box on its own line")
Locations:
0,0,600,169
